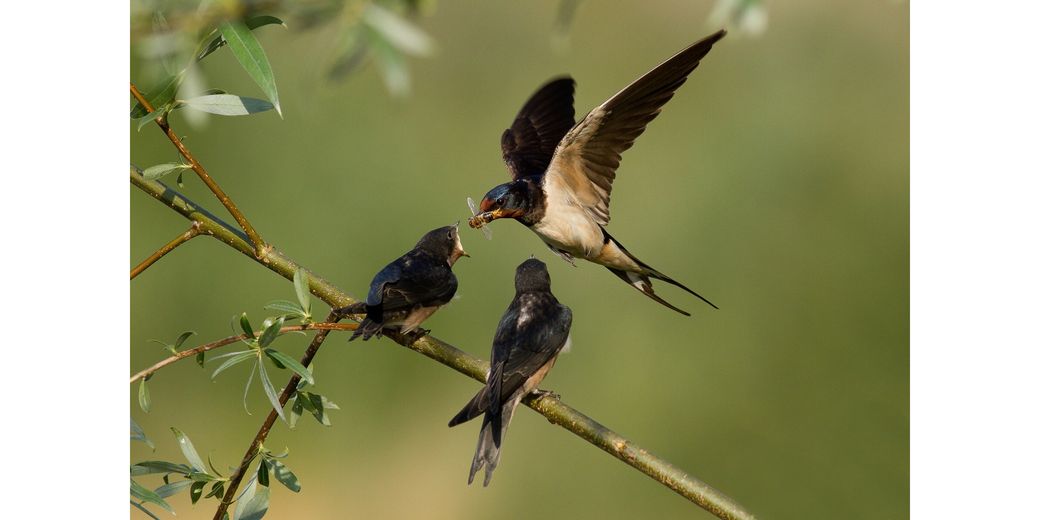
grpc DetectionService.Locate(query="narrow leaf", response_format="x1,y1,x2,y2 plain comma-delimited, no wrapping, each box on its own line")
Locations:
136,107,166,131
211,351,256,380
170,427,207,472
198,16,286,61
236,485,270,520
138,380,151,413
183,94,274,116
220,21,281,115
263,300,306,317
270,460,301,492
142,163,191,181
293,270,310,315
257,362,288,423
130,501,161,520
190,480,205,504
308,392,330,426
154,478,193,498
131,461,192,476
204,481,226,499
130,479,173,512
243,360,258,415
196,351,206,367
174,331,196,349
234,477,258,520
258,316,284,348
239,313,255,339
264,349,314,384
131,75,180,118
288,397,303,430
131,418,155,450
257,459,270,487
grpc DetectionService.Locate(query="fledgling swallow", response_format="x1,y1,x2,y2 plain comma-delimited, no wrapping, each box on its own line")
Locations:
335,224,468,340
448,258,573,486
468,30,726,315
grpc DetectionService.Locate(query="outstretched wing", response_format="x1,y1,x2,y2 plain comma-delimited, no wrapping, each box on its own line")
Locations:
545,30,726,225
501,77,576,180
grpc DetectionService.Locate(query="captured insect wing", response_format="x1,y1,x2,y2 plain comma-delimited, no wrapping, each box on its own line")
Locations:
467,197,492,240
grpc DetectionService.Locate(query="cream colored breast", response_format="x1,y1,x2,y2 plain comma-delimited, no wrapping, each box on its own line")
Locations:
535,174,604,259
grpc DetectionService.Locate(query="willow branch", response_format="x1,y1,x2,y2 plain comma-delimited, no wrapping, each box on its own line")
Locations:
130,83,266,255
129,322,357,384
213,311,342,520
130,222,201,279
130,167,756,520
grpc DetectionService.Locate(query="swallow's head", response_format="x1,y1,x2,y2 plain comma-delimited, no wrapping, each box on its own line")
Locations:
514,257,551,293
416,224,469,267
469,180,541,228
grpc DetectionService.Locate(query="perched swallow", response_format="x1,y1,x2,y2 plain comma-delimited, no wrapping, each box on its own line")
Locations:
335,225,468,340
468,30,726,315
448,258,573,486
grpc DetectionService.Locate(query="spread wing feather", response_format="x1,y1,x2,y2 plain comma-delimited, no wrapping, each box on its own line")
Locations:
501,77,577,180
546,29,726,225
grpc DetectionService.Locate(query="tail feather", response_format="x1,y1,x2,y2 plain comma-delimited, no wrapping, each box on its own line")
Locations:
333,303,387,341
466,399,517,487
603,232,718,311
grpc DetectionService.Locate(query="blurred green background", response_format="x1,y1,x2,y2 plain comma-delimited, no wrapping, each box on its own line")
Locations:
131,1,908,518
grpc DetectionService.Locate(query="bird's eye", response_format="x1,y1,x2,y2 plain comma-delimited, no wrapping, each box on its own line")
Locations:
496,197,504,205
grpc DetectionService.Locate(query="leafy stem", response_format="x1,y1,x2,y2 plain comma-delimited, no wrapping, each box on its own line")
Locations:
129,322,357,384
130,82,267,256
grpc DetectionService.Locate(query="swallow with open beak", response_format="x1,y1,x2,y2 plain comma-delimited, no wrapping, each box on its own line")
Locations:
448,258,573,486
468,30,726,315
335,224,468,340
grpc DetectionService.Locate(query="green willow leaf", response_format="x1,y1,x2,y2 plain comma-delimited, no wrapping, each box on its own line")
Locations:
220,21,281,116
263,300,306,317
258,316,284,348
138,379,151,413
257,362,288,423
130,501,161,520
136,107,166,131
257,459,270,487
131,479,173,512
131,75,181,118
243,360,258,415
131,418,155,450
174,331,196,349
154,478,193,498
269,460,301,492
204,481,226,499
196,351,206,367
288,397,303,430
183,94,274,116
190,480,205,504
142,163,191,181
293,270,311,315
131,461,193,476
170,427,207,472
211,351,256,380
237,485,270,520
264,348,314,385
198,16,286,61
239,313,255,339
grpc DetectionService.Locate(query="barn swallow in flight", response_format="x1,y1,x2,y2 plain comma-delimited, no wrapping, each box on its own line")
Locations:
448,258,573,486
335,225,468,340
468,30,726,315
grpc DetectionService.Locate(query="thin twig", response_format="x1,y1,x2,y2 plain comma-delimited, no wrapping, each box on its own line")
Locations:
130,167,757,520
212,311,342,520
130,83,266,256
129,322,357,384
130,222,202,279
